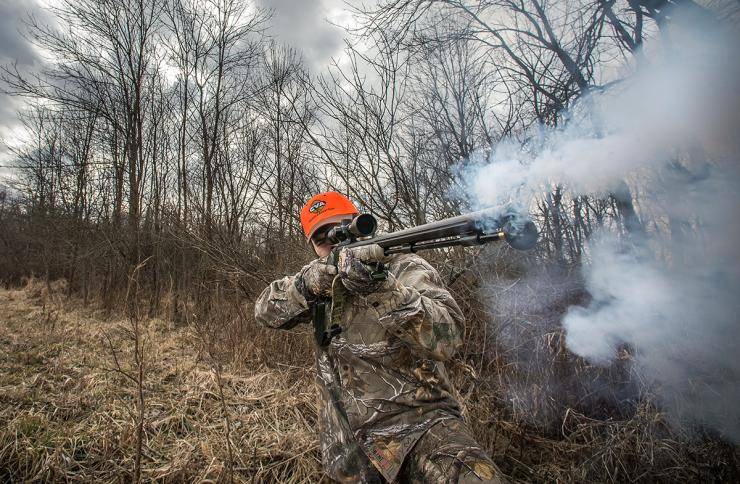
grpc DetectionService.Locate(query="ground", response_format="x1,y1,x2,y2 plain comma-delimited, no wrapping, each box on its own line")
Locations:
0,284,325,482
2,282,738,483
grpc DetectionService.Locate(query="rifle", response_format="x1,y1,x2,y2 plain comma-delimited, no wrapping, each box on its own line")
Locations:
312,208,538,346
327,208,537,253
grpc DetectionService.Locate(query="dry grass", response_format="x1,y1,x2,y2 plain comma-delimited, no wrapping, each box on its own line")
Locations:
444,258,739,483
1,277,737,483
0,279,325,483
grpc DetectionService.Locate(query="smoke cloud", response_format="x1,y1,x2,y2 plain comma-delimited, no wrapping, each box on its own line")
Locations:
460,9,740,440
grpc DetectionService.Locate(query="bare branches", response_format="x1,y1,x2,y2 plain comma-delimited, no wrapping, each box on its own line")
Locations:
98,256,151,483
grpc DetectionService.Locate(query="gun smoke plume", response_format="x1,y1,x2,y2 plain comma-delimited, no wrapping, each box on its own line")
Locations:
459,10,740,440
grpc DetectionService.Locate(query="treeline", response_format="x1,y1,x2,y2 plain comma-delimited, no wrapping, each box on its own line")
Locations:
0,0,682,307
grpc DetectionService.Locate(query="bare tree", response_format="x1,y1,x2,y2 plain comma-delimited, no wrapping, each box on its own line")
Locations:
2,0,168,268
252,43,317,244
164,0,267,235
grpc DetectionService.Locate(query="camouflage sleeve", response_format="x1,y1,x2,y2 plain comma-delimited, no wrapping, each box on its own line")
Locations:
365,255,464,361
254,272,311,330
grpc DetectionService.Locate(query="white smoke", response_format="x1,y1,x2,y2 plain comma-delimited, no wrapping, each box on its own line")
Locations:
460,10,740,440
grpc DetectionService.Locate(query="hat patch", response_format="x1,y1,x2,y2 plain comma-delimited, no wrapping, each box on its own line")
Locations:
309,200,326,214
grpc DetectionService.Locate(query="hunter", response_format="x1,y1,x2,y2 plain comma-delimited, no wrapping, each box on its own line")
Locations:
254,191,505,483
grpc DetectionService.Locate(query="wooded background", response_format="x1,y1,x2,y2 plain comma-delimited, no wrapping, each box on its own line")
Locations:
0,1,738,481
0,0,675,307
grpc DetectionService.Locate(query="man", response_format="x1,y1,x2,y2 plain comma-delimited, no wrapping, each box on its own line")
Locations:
255,191,505,483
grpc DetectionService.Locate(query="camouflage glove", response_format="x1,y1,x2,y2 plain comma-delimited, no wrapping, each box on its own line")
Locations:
295,258,338,302
338,244,391,295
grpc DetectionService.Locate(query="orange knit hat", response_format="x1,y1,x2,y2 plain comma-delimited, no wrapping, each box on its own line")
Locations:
300,191,358,240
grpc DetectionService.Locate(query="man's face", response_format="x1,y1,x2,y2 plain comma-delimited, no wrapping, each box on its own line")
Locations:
311,223,338,258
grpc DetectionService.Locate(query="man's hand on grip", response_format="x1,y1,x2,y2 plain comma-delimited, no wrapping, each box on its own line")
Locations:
338,244,390,294
295,258,337,302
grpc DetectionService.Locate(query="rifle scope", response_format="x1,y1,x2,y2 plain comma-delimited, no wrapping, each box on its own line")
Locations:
326,213,377,244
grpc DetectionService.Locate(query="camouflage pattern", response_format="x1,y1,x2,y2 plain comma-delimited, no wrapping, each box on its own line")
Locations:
255,252,494,483
400,419,505,483
337,243,389,294
296,258,338,300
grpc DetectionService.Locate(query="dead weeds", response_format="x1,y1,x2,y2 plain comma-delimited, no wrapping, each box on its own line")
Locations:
0,283,324,483
0,280,737,483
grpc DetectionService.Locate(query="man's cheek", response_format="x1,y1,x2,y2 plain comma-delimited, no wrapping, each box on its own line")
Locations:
314,243,332,257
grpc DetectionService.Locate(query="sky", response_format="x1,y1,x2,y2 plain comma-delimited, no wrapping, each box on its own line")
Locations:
0,0,47,177
257,0,351,70
0,0,357,180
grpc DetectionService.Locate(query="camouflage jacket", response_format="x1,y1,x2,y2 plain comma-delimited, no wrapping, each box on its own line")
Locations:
254,253,465,483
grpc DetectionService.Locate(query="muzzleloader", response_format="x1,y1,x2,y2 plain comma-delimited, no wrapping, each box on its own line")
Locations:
312,208,538,346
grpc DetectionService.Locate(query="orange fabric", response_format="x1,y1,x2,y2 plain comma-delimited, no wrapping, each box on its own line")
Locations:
300,191,358,239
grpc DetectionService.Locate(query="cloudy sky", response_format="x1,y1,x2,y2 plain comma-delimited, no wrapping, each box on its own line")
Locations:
0,0,45,174
257,0,351,69
0,0,356,177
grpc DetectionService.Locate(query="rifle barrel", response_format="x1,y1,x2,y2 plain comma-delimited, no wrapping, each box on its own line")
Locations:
347,208,508,252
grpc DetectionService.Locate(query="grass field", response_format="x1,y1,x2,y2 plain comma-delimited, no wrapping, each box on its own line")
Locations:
1,281,737,483
0,283,326,482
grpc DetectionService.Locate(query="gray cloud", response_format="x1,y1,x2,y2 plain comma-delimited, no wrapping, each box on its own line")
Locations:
0,0,50,176
461,7,740,440
257,0,346,70
0,0,45,66
0,94,25,146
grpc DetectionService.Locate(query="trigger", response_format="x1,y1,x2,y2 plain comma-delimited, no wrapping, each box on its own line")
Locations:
370,262,387,281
